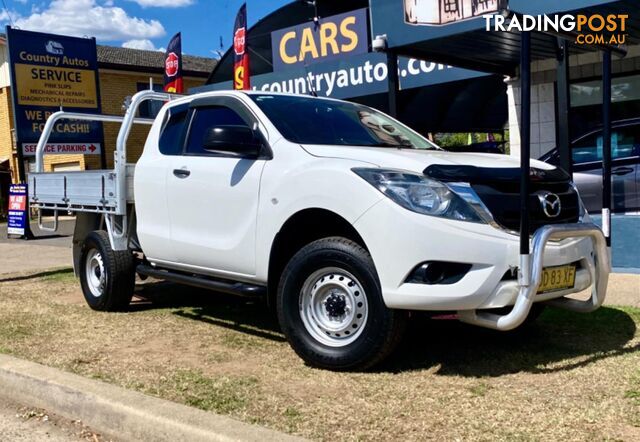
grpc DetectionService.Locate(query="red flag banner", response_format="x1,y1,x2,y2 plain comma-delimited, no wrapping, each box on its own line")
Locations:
164,32,183,93
233,4,250,90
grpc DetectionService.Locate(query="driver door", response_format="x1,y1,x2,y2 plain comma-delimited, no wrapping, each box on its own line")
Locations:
165,97,268,277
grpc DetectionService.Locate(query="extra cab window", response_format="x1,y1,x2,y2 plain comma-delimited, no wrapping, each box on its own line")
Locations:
159,105,189,156
186,106,248,155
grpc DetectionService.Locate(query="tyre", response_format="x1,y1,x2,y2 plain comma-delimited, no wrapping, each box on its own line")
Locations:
277,237,407,371
79,230,135,312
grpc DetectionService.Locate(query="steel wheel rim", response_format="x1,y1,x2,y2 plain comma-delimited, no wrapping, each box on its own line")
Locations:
299,267,369,347
85,248,106,298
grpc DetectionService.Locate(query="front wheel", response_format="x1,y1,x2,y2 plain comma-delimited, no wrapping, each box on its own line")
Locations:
79,231,135,312
277,237,406,371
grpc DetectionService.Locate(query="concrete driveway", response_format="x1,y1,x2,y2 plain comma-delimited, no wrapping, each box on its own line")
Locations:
0,219,74,276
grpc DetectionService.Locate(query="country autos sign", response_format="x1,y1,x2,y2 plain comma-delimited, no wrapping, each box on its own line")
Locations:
6,27,104,156
271,8,369,72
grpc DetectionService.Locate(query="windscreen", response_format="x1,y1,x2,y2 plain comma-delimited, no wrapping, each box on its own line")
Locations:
250,94,439,149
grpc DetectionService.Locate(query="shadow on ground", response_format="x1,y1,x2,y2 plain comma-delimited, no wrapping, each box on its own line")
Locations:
131,280,285,343
130,281,638,376
384,307,638,376
0,268,74,283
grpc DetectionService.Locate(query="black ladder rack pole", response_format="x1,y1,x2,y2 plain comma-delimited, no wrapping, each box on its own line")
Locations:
387,50,399,118
519,31,532,257
602,50,612,248
556,38,572,177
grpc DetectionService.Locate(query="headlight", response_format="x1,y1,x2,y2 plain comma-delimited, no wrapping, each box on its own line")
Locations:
353,168,484,223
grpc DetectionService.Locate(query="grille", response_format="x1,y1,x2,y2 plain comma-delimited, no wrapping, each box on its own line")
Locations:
472,182,580,234
423,165,581,235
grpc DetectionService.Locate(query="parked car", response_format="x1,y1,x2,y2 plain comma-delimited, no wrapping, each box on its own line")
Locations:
540,119,640,213
27,91,609,370
444,140,506,154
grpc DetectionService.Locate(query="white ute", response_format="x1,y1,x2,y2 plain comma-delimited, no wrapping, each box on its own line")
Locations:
29,90,610,370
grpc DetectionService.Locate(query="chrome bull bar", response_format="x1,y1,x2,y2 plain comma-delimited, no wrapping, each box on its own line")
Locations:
458,223,610,331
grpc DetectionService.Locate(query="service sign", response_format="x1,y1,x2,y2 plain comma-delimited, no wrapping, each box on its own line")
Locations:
7,184,28,236
7,28,104,156
271,8,369,72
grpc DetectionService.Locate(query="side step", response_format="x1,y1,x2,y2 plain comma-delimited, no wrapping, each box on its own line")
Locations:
136,264,266,298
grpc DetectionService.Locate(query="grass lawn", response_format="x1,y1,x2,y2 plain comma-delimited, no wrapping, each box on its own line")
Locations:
0,268,638,441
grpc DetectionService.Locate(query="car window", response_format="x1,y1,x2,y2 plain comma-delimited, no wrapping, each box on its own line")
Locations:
572,134,599,164
185,106,248,156
250,94,438,150
572,127,640,165
159,105,189,156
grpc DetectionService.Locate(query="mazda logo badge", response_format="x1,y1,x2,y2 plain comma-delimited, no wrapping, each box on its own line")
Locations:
536,191,562,218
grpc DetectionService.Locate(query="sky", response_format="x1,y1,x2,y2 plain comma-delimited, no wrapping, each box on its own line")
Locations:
0,0,291,57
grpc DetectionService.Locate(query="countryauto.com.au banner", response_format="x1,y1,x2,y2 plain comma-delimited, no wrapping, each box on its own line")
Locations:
197,52,488,99
258,58,450,96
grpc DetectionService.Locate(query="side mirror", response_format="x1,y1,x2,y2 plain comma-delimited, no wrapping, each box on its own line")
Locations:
202,125,263,157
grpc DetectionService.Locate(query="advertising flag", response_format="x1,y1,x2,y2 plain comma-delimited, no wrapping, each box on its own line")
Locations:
233,4,250,90
164,32,183,93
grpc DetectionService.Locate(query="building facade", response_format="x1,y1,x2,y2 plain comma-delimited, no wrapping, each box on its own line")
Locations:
508,45,640,159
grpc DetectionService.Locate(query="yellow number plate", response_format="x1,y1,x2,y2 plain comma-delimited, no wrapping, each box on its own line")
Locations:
538,265,577,294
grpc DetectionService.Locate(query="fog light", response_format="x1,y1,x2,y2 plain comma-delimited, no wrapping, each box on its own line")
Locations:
406,262,472,285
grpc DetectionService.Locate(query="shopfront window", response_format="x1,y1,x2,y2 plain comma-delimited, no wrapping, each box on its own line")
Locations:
571,74,640,137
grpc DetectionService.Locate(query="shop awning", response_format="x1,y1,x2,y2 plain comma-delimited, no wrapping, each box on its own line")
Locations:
370,0,637,76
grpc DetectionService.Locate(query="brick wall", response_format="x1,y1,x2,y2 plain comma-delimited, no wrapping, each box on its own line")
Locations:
97,71,205,168
0,87,15,180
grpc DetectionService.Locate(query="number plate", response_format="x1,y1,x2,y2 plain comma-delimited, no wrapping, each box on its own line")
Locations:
538,265,577,294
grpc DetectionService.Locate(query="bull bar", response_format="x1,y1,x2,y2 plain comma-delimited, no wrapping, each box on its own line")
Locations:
458,223,610,331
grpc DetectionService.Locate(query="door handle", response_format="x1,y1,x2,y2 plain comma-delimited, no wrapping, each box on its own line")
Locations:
173,168,191,179
611,167,634,176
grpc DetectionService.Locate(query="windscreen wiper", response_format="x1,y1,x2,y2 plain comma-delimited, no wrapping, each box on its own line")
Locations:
370,142,416,149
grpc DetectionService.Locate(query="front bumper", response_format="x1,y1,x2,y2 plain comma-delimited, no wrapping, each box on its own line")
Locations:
353,199,609,318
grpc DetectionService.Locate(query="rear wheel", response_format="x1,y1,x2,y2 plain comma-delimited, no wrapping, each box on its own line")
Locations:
277,237,406,371
79,231,135,312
